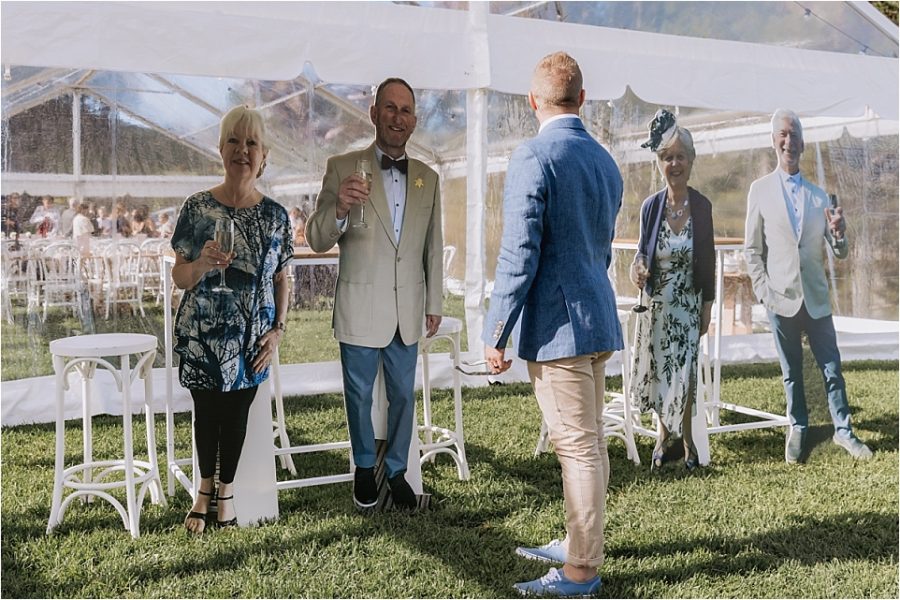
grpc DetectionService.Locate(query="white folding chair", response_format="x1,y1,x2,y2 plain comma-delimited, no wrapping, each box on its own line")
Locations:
442,245,456,297
40,241,87,320
103,241,145,318
138,238,166,305
1,241,30,313
270,348,355,490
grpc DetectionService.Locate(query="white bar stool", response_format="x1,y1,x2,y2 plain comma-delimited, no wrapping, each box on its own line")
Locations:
534,310,640,464
419,316,470,480
271,347,354,491
270,347,298,476
48,333,166,539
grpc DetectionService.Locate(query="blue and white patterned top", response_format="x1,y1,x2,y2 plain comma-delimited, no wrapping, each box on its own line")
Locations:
172,190,293,391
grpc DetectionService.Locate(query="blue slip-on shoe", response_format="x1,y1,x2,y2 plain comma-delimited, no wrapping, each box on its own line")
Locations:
515,539,566,564
513,567,601,598
833,433,873,460
785,427,805,464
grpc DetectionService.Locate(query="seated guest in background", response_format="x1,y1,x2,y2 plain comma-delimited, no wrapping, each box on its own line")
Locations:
60,197,79,238
288,206,301,232
30,195,60,237
745,108,872,464
629,109,715,472
131,211,157,238
2,192,23,241
291,207,308,247
157,212,175,237
114,201,131,237
96,206,113,236
72,203,95,254
171,105,292,534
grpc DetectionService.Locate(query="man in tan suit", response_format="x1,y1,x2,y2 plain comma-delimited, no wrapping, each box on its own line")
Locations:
306,78,443,509
745,108,872,465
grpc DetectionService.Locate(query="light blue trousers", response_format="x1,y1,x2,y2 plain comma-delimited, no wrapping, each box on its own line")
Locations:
339,332,418,479
768,304,853,436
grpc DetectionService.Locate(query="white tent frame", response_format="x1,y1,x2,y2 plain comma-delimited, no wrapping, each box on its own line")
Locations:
2,1,897,350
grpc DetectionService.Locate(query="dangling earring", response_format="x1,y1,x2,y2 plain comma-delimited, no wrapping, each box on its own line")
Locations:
257,161,267,179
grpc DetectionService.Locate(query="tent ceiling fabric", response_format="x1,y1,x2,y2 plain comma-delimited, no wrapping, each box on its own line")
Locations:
487,14,899,119
2,2,896,119
0,2,485,88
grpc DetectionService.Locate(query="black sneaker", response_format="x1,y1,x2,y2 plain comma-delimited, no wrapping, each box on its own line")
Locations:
388,474,417,510
353,467,378,509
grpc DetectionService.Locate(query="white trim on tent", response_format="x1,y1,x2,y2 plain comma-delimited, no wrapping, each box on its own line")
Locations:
2,2,896,119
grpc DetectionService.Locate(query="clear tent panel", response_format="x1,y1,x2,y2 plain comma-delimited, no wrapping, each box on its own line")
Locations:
3,95,74,174
79,94,223,177
1,1,898,386
84,71,224,151
420,1,898,57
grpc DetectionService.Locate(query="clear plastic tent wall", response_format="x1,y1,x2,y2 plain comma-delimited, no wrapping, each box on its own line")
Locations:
1,1,897,385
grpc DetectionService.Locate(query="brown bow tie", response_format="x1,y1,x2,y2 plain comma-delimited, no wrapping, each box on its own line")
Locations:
381,155,408,174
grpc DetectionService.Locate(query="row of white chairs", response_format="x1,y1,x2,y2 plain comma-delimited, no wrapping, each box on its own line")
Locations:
1,238,169,322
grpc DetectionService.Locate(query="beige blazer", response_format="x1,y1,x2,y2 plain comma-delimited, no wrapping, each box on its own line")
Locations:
306,143,443,347
744,170,848,319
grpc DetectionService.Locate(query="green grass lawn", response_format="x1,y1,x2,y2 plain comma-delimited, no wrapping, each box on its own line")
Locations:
0,294,469,381
2,357,897,598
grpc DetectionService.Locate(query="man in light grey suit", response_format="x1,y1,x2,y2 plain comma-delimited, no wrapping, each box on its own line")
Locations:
306,78,443,510
484,52,623,597
745,108,872,464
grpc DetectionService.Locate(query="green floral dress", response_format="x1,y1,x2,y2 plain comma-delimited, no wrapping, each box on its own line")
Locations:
630,218,701,437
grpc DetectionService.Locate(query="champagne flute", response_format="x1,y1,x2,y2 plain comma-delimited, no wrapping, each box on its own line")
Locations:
632,253,649,313
353,159,372,229
212,218,234,293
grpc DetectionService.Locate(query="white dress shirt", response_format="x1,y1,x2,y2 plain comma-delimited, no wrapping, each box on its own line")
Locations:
778,169,805,239
336,147,408,242
374,146,407,242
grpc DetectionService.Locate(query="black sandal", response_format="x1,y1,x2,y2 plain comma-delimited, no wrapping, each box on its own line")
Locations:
684,443,700,471
214,495,238,528
650,436,676,473
184,489,215,533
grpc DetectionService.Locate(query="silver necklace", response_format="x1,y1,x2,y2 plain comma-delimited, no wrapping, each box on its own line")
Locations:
666,196,689,219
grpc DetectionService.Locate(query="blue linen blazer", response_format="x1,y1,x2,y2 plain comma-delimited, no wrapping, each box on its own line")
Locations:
483,117,624,362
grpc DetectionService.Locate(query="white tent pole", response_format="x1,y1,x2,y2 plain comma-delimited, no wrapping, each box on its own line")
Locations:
72,90,82,199
464,88,488,355
463,2,489,355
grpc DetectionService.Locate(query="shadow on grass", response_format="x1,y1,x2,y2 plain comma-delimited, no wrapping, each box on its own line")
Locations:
18,482,540,598
606,510,899,596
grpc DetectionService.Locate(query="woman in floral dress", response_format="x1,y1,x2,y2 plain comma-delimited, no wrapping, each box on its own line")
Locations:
172,106,292,532
630,110,716,471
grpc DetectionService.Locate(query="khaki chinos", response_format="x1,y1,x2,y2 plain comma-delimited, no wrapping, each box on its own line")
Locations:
528,350,613,568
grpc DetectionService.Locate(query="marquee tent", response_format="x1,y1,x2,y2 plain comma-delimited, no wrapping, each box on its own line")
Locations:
2,1,898,359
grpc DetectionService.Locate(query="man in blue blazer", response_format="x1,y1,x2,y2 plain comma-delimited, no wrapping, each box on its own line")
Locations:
483,52,623,598
745,108,872,464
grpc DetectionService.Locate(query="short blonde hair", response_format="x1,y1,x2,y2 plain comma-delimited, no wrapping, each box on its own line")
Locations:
219,105,268,177
531,51,582,109
657,126,696,162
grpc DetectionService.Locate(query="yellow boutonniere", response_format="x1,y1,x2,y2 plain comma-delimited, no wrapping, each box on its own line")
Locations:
415,177,424,189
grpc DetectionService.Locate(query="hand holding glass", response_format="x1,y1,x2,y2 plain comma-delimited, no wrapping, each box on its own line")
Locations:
212,218,234,293
353,159,372,229
632,254,649,313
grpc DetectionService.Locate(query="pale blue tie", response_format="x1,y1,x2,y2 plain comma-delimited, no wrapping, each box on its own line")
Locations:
787,174,802,237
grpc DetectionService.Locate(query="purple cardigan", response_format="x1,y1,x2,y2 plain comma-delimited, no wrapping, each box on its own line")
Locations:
637,186,716,302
